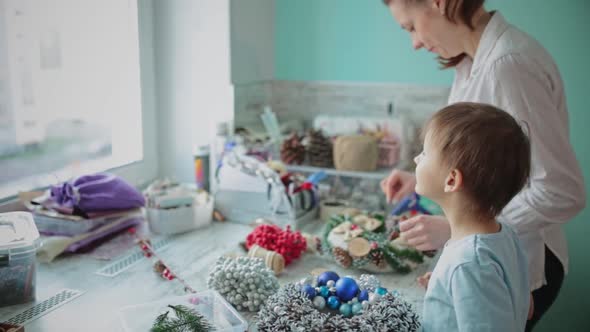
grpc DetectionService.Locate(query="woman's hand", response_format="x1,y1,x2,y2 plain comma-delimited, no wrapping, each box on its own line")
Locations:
380,169,417,204
417,272,433,289
399,215,451,251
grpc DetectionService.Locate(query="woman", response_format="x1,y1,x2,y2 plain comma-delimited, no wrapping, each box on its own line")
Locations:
380,0,586,330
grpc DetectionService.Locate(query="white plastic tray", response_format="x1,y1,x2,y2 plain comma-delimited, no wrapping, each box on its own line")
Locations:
119,290,247,332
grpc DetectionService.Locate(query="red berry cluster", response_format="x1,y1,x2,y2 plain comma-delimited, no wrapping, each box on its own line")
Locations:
246,224,307,266
139,239,153,258
162,268,175,280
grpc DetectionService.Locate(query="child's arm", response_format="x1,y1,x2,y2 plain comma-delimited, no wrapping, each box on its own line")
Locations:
450,262,528,331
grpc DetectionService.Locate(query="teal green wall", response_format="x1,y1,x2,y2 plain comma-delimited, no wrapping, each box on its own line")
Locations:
276,1,590,330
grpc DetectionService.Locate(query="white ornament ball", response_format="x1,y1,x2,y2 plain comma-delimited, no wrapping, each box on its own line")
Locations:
313,296,326,310
369,293,381,303
362,300,369,309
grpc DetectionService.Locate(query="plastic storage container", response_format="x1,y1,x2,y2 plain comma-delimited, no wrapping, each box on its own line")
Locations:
0,212,40,307
146,196,214,235
119,290,248,332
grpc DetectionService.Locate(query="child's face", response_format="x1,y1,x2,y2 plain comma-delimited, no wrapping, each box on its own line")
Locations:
414,131,447,201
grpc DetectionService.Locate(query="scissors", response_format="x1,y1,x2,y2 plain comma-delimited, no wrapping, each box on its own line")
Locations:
389,192,431,217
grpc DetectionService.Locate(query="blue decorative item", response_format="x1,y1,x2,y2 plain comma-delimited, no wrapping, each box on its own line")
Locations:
375,287,388,296
339,303,352,317
302,284,316,299
319,286,330,298
389,192,431,216
391,289,401,297
327,296,341,310
335,277,360,302
358,289,369,302
317,271,340,286
312,296,326,309
351,302,363,315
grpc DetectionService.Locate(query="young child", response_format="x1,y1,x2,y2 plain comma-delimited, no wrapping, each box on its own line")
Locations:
412,102,531,331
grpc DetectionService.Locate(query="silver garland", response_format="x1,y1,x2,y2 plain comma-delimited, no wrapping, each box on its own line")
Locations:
255,283,421,332
207,256,279,312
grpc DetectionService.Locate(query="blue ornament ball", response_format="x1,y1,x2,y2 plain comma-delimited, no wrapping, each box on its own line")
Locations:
317,271,340,286
327,295,341,310
339,303,352,317
335,277,360,302
351,302,363,315
375,287,388,296
302,284,316,299
358,289,369,302
319,286,330,298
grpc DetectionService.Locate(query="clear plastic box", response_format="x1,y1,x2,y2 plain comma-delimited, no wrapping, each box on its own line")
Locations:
119,290,248,332
0,212,40,307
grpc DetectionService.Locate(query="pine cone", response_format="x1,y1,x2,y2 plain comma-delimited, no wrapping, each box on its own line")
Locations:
307,129,333,168
280,133,306,165
370,249,385,268
332,247,352,268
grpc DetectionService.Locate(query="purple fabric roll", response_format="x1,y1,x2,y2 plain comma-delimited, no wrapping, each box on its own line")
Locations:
50,173,145,213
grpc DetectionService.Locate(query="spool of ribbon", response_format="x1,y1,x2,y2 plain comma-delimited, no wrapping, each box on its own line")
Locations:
247,244,285,275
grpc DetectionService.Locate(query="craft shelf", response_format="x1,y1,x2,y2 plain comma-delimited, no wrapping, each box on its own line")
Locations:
285,164,392,180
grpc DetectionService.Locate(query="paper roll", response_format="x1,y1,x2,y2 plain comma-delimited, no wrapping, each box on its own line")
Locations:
247,244,285,275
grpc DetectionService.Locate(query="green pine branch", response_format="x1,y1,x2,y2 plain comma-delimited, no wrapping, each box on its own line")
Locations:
151,305,215,332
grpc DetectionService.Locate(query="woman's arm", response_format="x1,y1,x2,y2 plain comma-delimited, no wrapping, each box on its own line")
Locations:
487,54,585,233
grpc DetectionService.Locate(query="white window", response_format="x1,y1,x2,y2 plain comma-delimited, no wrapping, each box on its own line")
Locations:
0,0,156,200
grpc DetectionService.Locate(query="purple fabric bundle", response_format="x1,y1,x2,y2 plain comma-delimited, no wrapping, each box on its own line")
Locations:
50,173,145,213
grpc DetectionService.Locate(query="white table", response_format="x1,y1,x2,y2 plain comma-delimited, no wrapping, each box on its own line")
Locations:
0,221,434,331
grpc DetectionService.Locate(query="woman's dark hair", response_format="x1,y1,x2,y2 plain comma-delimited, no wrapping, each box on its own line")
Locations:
383,0,486,68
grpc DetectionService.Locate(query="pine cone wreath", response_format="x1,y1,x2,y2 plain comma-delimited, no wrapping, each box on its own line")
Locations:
307,129,333,168
280,133,306,165
332,247,353,268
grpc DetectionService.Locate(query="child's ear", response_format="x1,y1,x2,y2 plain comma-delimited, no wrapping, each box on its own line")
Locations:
444,169,462,193
431,0,446,15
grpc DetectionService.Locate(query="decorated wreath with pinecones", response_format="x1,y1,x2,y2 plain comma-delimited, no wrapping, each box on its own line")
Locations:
323,211,429,273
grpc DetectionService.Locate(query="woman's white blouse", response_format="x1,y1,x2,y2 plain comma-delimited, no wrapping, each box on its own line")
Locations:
448,12,586,290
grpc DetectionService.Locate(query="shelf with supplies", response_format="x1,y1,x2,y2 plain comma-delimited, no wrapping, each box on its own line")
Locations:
285,164,392,181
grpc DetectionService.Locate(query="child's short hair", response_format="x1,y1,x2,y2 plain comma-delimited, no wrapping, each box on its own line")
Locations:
423,102,531,218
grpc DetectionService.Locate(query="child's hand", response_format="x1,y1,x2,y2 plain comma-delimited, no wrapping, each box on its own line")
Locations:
417,271,432,289
399,215,451,251
528,293,534,320
380,169,416,204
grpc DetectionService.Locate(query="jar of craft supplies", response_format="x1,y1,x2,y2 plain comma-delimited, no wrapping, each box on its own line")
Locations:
194,145,211,192
0,212,40,307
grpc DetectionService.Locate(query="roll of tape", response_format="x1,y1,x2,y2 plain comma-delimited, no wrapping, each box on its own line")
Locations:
319,200,360,221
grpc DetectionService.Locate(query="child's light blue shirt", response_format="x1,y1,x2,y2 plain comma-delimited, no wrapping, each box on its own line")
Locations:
422,223,530,332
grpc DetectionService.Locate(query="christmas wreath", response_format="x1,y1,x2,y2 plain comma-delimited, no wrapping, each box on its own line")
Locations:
323,212,427,273
255,271,421,331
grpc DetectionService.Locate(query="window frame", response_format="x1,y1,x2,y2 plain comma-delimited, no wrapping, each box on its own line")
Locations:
0,0,159,208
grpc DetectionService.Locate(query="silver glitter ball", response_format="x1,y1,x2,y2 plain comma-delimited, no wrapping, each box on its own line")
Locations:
358,274,381,292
